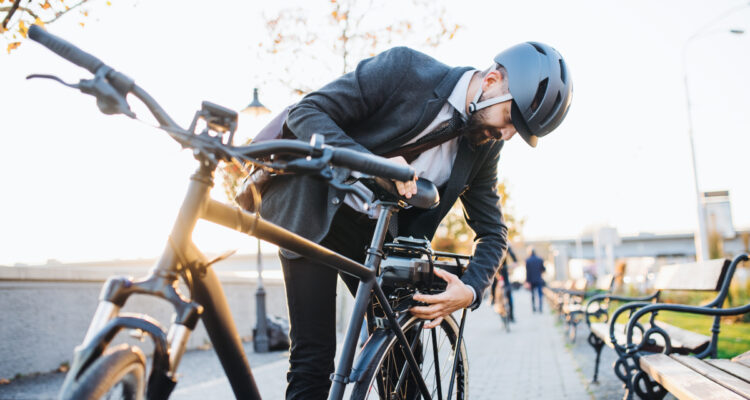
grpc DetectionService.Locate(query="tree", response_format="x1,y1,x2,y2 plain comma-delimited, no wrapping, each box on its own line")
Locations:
254,0,460,96
432,180,525,254
1,0,103,53
221,0,460,203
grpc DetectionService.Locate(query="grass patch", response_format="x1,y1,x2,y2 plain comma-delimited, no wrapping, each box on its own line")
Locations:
656,311,750,359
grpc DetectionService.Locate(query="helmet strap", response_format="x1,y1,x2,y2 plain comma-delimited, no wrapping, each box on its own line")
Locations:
468,89,513,114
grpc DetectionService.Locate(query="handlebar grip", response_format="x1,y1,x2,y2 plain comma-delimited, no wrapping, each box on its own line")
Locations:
331,148,415,182
28,25,105,74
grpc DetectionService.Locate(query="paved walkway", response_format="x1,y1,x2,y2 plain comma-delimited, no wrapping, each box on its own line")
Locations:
0,290,594,399
466,291,591,400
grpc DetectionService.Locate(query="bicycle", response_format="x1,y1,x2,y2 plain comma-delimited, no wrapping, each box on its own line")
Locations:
491,274,511,332
26,25,471,400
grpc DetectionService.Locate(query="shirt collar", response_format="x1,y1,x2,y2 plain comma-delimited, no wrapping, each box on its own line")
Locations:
447,69,478,122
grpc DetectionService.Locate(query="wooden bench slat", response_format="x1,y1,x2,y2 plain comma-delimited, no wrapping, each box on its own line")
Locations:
672,355,750,397
590,322,613,346
653,259,729,291
640,354,746,400
706,359,750,384
734,351,750,368
590,321,711,354
655,321,711,352
590,323,646,348
596,274,614,291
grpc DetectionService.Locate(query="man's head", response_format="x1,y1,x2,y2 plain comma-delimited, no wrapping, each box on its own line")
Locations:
462,65,516,146
467,42,573,148
527,246,536,258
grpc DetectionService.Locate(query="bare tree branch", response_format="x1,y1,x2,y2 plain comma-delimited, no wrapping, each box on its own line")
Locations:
45,0,91,24
0,6,40,21
1,0,22,29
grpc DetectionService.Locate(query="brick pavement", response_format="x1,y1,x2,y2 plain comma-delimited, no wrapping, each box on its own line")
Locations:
0,288,595,399
465,290,592,400
171,288,595,399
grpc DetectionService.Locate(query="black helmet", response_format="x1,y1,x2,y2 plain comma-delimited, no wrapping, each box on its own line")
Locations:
470,42,573,147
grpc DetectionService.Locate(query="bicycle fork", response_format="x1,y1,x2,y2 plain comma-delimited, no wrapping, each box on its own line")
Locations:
61,163,258,399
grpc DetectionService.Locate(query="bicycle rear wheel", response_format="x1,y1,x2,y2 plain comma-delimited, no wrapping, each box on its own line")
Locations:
351,315,468,399
59,344,147,400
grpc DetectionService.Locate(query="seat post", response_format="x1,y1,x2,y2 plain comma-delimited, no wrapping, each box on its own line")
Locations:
364,202,399,270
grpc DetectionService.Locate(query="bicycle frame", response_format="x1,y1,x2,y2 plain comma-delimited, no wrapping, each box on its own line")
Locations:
68,156,446,400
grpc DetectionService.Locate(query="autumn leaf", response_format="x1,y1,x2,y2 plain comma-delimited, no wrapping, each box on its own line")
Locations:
18,21,28,38
79,22,85,27
7,42,21,54
34,18,45,28
42,1,51,9
107,1,111,5
0,26,5,34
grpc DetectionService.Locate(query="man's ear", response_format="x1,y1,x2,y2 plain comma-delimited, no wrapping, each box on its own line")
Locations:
482,70,505,92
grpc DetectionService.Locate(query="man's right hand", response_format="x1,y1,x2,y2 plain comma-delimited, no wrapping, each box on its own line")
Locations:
388,156,418,199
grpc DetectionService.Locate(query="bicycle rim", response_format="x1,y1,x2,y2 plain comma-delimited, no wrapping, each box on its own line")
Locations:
352,315,468,399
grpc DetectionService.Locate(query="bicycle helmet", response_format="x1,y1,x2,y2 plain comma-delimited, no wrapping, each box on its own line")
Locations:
469,42,573,147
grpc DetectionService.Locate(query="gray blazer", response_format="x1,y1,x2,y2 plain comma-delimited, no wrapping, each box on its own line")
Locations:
259,47,509,305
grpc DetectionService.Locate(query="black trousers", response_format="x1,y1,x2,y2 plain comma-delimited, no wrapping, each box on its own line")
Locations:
279,205,378,400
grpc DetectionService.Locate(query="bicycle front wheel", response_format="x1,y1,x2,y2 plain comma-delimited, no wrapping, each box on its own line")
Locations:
59,344,147,400
351,315,469,399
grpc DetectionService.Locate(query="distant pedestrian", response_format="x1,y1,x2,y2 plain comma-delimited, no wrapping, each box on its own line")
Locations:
525,247,546,313
491,246,517,322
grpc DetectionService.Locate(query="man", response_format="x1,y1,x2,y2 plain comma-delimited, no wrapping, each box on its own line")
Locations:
260,43,573,398
525,247,547,313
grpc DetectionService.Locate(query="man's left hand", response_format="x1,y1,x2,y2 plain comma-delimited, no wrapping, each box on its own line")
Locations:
409,268,474,329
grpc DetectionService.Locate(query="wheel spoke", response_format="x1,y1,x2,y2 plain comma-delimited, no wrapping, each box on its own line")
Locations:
356,317,466,400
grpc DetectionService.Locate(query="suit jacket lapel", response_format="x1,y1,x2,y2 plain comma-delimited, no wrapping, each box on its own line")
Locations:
376,66,474,155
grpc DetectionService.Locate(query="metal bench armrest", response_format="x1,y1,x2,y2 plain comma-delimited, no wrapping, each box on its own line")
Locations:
584,291,660,328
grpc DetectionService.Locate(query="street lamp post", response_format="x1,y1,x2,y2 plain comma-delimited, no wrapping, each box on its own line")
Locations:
682,23,745,261
242,88,271,352
253,239,270,353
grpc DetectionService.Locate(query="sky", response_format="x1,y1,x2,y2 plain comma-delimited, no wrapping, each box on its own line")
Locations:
1,0,749,265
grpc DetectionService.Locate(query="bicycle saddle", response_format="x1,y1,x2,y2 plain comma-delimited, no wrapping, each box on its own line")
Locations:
363,177,439,209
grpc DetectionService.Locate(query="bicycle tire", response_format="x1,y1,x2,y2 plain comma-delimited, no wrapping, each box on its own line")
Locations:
59,344,147,400
350,315,468,400
501,303,511,333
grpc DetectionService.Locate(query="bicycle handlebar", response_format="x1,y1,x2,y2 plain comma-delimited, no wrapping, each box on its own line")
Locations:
235,140,414,182
27,25,416,183
331,147,414,182
28,25,104,74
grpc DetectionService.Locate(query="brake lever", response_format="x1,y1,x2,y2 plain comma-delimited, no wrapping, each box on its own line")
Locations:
26,74,80,89
27,70,135,118
79,68,136,118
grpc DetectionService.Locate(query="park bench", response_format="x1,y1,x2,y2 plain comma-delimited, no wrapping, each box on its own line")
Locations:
614,254,748,399
560,274,614,342
583,258,733,385
544,277,588,318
